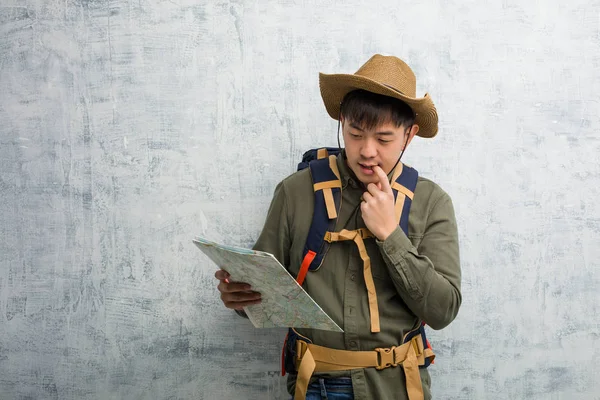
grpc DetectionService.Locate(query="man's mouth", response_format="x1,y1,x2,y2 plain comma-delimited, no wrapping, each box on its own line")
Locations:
358,163,378,175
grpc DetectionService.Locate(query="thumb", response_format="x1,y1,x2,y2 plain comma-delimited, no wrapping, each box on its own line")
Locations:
215,269,230,281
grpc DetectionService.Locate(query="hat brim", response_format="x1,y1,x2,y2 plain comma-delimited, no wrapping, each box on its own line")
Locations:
319,73,438,138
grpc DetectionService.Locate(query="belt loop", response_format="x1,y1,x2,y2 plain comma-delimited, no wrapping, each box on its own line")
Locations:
319,378,328,400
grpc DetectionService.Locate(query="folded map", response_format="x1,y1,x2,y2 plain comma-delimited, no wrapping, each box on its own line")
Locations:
193,237,343,332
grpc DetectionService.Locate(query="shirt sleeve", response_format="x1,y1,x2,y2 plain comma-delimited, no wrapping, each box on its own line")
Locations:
376,192,462,330
252,180,291,267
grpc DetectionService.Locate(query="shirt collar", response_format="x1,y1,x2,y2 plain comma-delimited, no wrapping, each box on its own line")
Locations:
336,149,361,189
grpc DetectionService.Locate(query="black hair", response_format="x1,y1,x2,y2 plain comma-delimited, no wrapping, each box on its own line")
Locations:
340,89,415,129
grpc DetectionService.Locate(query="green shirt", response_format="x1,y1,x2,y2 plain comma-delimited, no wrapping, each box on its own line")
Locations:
252,152,462,400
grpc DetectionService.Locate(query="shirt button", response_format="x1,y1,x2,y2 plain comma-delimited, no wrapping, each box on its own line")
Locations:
349,341,357,348
350,274,355,281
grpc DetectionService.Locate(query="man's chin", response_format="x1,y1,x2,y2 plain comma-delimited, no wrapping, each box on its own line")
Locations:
355,174,378,186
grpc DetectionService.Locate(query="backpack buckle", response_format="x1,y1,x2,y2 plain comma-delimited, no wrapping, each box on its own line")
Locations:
375,346,398,370
412,336,423,357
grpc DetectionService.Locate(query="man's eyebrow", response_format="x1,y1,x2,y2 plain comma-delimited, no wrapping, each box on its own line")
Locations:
349,122,397,136
349,122,364,131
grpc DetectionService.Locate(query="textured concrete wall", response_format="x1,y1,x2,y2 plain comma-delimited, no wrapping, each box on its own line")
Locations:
1,1,599,399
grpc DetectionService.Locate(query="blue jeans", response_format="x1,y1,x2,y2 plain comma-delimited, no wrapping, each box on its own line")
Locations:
293,377,354,400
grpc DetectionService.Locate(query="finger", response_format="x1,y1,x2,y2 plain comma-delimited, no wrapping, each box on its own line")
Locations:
222,290,262,302
221,291,262,305
362,191,374,204
373,166,392,194
366,184,388,202
215,269,230,281
218,281,253,293
366,183,380,196
360,200,368,214
225,298,263,310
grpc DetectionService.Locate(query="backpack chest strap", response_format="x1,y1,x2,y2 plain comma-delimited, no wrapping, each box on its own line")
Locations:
325,228,380,333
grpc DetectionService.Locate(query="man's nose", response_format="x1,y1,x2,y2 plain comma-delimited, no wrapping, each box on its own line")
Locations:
360,138,377,158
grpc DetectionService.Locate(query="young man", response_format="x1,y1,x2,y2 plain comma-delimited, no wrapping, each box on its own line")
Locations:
215,54,462,400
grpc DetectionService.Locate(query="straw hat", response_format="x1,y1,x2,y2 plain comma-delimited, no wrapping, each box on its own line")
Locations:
319,54,438,138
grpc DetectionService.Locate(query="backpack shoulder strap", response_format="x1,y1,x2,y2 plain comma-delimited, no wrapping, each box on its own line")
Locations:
390,162,419,235
297,147,342,171
296,153,342,284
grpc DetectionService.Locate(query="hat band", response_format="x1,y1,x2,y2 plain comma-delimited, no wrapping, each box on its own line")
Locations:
382,83,406,96
381,84,418,117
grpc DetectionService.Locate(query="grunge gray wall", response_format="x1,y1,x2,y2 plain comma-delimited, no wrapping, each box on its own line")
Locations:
1,1,599,399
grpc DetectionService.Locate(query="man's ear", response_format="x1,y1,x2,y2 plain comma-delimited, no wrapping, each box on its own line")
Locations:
404,124,419,149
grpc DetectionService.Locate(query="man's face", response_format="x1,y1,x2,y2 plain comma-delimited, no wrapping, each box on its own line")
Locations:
342,117,416,185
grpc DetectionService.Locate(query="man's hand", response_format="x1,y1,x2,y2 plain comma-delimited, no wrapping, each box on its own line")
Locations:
215,269,262,310
361,165,398,241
